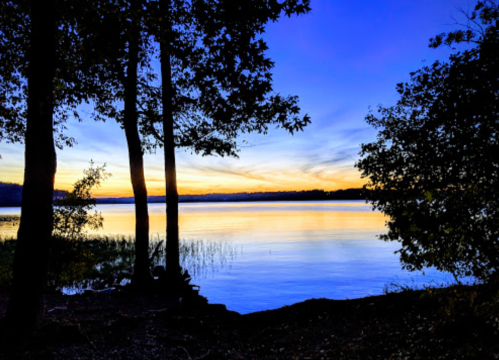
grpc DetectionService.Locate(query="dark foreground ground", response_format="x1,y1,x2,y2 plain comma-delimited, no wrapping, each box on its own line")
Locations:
0,283,498,360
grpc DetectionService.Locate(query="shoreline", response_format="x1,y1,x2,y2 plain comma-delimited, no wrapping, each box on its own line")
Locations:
1,283,497,359
0,186,365,207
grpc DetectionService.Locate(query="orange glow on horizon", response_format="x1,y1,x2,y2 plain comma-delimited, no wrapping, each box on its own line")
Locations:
1,157,366,198
83,168,366,198
2,172,366,198
89,177,367,198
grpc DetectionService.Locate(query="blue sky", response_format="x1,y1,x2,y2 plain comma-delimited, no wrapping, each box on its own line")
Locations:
0,0,474,197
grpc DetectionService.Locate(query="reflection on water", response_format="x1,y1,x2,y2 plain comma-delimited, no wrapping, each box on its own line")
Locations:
0,201,460,313
0,201,382,238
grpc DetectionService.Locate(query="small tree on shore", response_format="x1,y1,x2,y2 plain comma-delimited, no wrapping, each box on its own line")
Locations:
53,162,111,239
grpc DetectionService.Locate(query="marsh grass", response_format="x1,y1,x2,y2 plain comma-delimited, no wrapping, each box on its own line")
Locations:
0,215,20,226
178,238,240,279
0,234,239,292
382,277,478,295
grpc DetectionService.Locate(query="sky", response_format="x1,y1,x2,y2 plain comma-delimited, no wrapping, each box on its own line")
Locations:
0,0,475,197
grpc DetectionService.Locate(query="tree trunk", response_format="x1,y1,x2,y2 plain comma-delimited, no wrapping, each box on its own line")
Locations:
160,0,181,279
3,0,57,338
124,0,152,288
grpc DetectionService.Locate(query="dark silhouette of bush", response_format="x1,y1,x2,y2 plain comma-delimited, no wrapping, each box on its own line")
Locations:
357,2,499,281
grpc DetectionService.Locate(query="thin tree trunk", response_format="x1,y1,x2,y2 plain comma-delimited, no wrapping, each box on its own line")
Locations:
3,0,57,337
124,0,151,287
160,0,181,279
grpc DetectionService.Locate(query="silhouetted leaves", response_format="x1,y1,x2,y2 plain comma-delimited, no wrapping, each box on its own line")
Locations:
0,0,132,151
357,4,499,281
141,0,312,156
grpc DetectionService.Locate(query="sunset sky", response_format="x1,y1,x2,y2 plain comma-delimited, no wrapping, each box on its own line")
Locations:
0,0,471,197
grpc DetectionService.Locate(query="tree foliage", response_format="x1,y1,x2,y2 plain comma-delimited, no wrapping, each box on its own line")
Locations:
0,0,128,151
357,2,499,281
429,0,499,47
0,1,28,147
53,162,111,239
142,0,311,157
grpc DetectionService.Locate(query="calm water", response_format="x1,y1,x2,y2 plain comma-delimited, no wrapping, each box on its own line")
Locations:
0,201,458,313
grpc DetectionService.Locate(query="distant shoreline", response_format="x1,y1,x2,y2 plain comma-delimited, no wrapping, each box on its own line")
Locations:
95,189,365,205
0,184,365,207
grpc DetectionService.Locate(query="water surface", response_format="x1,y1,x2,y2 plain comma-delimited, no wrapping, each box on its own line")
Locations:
0,201,458,313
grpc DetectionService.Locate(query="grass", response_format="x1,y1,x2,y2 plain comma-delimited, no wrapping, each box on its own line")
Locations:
0,234,240,292
382,278,477,295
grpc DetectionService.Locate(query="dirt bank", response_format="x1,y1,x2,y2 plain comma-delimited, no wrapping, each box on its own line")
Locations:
0,284,498,359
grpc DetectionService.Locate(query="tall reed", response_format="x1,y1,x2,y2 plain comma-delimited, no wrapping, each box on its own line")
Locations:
0,234,239,291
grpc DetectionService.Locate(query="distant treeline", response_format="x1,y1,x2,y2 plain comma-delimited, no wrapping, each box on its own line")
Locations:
0,182,66,207
96,189,366,204
0,182,365,206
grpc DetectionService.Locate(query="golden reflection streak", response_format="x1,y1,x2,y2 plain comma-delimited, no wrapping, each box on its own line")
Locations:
92,207,387,241
1,203,387,240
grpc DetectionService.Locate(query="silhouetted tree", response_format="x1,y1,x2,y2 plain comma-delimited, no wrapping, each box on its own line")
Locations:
0,0,128,336
122,0,153,287
0,0,58,339
87,0,158,287
357,1,499,281
147,0,311,287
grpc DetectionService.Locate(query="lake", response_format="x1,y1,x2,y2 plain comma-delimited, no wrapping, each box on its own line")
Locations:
0,200,458,313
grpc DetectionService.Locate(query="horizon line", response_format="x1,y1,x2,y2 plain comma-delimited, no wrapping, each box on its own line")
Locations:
94,188,364,199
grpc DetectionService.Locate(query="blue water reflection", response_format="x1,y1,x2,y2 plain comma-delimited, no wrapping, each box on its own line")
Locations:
0,201,461,313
